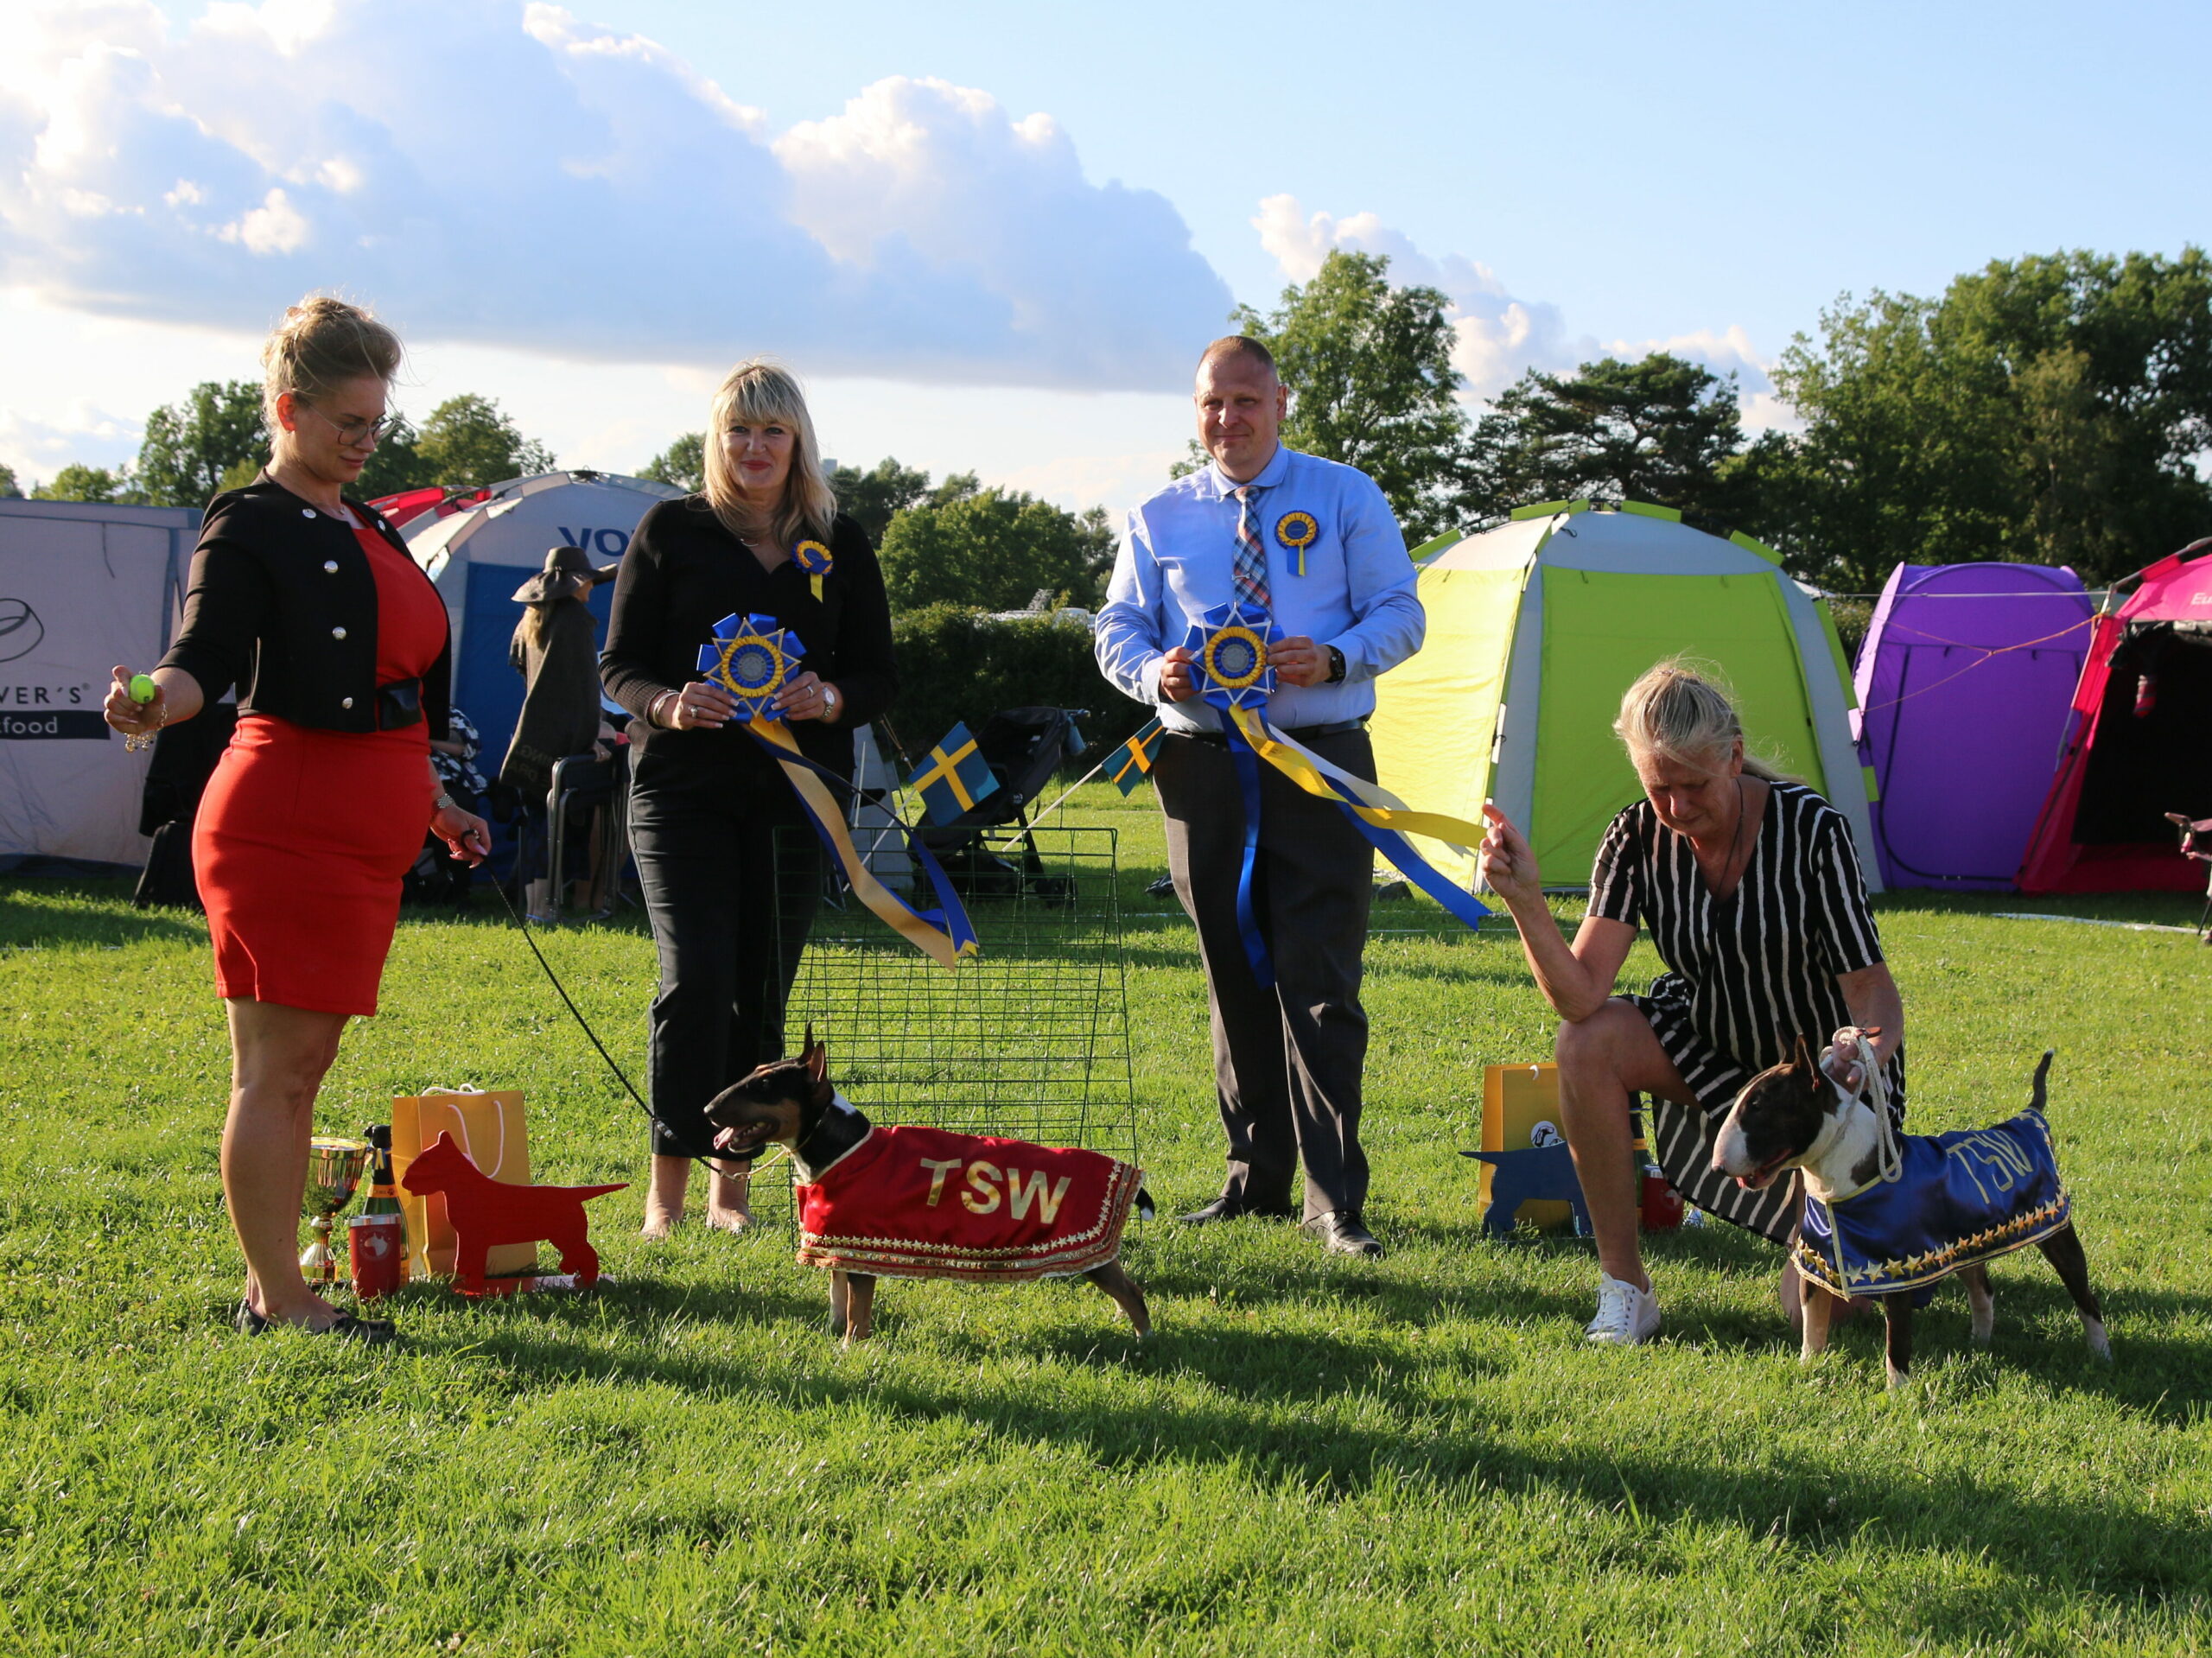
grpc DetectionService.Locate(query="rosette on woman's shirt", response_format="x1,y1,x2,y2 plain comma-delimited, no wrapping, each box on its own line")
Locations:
697,612,977,971
699,612,803,720
792,538,834,601
1274,511,1319,578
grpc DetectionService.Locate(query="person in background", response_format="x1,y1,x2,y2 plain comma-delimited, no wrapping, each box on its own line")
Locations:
601,359,897,1237
1476,659,1904,1345
430,703,487,815
1093,334,1424,1258
503,545,617,922
103,294,487,1340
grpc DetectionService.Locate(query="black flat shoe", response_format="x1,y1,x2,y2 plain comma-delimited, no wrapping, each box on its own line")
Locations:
319,1312,398,1344
1306,1210,1385,1258
1177,1195,1297,1225
235,1299,268,1335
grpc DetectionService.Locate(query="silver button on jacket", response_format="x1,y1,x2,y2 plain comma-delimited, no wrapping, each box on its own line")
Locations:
332,626,346,639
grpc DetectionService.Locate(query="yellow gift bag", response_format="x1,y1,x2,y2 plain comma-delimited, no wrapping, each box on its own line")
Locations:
1479,1063,1575,1233
391,1086,535,1280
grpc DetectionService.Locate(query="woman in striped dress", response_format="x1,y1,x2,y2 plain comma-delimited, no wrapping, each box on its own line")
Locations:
1478,661,1904,1346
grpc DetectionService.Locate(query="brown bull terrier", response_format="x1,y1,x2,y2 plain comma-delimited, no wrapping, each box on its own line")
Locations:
1712,1035,2107,1387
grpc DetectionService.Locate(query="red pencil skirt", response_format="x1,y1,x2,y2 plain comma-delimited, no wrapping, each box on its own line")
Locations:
194,713,432,1016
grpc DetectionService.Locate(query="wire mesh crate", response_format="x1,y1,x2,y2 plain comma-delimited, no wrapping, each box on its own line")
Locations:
751,822,1135,1221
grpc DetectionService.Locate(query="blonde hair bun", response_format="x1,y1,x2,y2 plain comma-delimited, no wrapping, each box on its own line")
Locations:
261,294,404,429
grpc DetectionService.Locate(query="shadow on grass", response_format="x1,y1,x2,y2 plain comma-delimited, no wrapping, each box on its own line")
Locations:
387,1279,2209,1615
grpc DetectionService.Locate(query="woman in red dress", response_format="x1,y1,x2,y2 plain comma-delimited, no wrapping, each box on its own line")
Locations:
104,296,489,1340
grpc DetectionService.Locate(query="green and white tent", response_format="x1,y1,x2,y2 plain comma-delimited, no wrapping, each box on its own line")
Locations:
1371,500,1878,893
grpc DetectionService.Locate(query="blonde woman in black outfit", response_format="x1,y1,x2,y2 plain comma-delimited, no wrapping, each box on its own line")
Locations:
601,360,896,1236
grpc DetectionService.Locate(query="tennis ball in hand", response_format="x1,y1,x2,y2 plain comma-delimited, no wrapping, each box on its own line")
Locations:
129,674,157,703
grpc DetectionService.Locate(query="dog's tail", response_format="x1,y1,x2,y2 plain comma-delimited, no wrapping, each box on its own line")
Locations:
2031,1049,2054,1114
1135,1186,1156,1222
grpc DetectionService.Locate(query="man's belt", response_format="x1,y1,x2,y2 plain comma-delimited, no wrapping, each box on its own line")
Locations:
1168,716,1367,746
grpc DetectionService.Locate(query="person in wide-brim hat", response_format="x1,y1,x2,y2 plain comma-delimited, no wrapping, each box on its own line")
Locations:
512,543,620,606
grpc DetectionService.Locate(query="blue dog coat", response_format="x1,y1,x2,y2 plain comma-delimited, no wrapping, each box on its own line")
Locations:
1793,1109,2071,1299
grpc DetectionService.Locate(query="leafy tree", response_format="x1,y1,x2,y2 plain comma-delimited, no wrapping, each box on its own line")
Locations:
134,380,267,507
1754,249,2212,589
877,484,1117,612
352,415,435,498
829,456,932,541
0,462,20,499
1217,250,1471,542
415,395,556,488
31,464,130,503
1465,353,1750,522
639,432,705,493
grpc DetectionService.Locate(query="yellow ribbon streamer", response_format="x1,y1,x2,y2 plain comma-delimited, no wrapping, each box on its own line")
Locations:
749,719,975,971
1226,706,1484,855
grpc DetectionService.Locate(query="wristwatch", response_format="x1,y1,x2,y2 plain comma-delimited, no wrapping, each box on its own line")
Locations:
821,684,842,721
1325,645,1347,684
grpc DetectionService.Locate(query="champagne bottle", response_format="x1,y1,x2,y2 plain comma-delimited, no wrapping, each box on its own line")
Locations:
361,1124,410,1277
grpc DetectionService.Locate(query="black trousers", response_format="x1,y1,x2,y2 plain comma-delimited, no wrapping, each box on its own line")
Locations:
1153,727,1376,1222
630,780,822,1159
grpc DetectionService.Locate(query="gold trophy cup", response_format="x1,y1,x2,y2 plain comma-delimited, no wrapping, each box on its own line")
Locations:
301,1135,373,1281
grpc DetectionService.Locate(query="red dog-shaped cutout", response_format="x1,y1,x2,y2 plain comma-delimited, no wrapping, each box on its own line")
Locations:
401,1131,626,1293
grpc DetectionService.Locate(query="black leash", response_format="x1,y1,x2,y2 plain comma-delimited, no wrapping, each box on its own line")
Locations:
485,870,733,1173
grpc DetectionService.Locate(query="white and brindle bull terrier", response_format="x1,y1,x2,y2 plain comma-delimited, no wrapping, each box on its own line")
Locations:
1712,1033,2108,1387
703,1033,1152,1345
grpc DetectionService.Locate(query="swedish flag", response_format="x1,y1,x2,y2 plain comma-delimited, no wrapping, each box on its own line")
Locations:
1103,718,1165,796
909,723,1000,824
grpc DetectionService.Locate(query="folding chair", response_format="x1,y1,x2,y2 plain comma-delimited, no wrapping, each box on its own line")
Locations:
915,706,1088,901
2164,812,2212,943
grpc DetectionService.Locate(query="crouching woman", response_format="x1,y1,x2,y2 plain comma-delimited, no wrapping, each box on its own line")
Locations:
1475,660,1904,1345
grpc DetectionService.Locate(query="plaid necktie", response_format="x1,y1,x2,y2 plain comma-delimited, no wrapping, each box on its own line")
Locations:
1231,484,1271,612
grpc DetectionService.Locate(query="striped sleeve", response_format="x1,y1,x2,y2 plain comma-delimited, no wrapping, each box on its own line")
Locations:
1588,808,1643,926
1809,804,1885,974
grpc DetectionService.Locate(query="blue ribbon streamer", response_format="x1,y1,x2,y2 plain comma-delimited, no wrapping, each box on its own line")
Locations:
1221,719,1276,990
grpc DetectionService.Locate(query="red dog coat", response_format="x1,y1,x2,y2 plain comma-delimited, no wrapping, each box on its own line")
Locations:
794,1123,1142,1281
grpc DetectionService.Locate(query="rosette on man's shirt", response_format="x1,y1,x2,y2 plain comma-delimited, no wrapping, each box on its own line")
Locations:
1175,604,1491,988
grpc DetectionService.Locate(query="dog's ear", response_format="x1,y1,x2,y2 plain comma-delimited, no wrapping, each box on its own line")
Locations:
803,1026,827,1085
1790,1032,1823,1091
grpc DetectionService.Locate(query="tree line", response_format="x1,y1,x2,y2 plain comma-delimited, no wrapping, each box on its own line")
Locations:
0,387,556,508
1236,245,2212,591
637,441,1116,614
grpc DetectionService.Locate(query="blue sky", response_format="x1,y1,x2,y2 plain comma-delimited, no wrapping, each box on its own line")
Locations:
3,0,2205,517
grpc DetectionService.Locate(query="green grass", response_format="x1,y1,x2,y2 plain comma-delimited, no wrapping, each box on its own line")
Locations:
3,785,2210,1655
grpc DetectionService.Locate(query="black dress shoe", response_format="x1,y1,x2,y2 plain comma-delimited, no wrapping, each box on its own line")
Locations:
1177,1194,1296,1224
1306,1210,1384,1258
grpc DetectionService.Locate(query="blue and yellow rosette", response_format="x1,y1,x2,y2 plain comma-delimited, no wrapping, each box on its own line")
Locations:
1182,602,1490,988
698,613,977,971
1274,511,1319,578
793,538,833,601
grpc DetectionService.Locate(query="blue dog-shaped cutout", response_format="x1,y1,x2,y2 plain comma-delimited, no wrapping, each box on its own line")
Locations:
1460,1142,1593,1238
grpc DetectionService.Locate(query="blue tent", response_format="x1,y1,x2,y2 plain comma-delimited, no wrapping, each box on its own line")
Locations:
406,471,684,771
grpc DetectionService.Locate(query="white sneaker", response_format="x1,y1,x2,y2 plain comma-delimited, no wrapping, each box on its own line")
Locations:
1585,1273,1661,1345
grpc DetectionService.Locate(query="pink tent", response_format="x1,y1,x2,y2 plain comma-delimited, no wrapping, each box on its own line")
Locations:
2018,539,2212,893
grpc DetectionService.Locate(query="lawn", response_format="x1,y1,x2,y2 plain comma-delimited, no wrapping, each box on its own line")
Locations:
3,785,2209,1656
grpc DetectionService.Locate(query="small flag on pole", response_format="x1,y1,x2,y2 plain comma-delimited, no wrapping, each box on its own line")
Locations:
908,723,1000,825
1103,718,1166,795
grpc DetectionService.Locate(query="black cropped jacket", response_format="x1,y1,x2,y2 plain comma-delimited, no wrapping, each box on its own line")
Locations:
159,473,451,738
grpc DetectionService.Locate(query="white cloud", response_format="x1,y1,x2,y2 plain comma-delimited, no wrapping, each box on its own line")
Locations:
0,402,144,485
0,0,1230,391
1255,194,1786,422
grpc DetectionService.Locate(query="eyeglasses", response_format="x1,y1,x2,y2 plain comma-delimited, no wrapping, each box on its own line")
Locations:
300,402,394,445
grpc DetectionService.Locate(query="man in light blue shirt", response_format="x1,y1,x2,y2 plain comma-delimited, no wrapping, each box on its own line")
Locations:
1095,335,1423,1256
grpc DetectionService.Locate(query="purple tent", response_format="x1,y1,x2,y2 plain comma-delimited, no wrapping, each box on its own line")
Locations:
1852,562,2096,891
